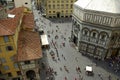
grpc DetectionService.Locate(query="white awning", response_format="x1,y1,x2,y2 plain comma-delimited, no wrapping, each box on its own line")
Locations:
8,14,15,18
41,34,49,45
38,28,44,31
86,66,92,72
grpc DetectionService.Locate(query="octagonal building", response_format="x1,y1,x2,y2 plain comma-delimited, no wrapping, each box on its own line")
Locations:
71,0,120,60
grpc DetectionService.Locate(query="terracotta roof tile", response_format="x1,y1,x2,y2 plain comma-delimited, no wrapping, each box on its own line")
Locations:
17,30,42,62
0,7,24,36
22,13,35,30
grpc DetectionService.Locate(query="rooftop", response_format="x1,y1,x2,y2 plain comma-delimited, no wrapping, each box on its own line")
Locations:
0,7,24,36
22,13,35,30
74,0,120,14
17,30,42,62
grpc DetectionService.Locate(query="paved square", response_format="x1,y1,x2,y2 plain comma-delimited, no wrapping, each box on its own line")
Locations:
33,8,120,80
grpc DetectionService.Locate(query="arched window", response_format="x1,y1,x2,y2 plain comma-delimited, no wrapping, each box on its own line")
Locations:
92,32,96,38
101,35,106,40
84,30,88,35
82,28,89,36
111,36,115,40
83,30,88,36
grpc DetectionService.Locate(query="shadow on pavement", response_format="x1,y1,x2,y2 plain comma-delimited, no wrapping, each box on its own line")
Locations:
47,17,72,23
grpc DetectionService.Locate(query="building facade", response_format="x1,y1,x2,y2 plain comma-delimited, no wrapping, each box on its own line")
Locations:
0,6,42,80
17,30,42,80
0,6,7,19
71,0,120,60
6,0,15,10
35,0,41,10
0,7,24,80
41,0,77,18
14,0,32,10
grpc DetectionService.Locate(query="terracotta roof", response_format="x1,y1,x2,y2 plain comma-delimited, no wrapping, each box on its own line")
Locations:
22,13,35,30
17,30,42,62
0,7,24,36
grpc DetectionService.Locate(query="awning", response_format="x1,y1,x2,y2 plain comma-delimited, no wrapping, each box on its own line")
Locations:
41,34,49,45
86,66,92,72
38,28,44,32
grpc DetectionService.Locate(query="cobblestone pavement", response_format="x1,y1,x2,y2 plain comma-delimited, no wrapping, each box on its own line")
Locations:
32,7,120,80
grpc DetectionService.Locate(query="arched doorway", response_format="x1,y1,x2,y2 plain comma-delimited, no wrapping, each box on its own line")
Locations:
26,70,36,80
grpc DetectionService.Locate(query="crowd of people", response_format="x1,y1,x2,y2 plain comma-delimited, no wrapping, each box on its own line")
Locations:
35,12,120,80
43,23,86,80
107,56,120,73
34,4,120,80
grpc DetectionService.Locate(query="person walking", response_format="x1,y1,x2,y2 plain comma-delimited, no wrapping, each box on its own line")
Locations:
77,66,81,73
64,76,67,80
62,42,65,47
74,77,77,80
60,67,62,71
62,54,64,57
64,56,66,60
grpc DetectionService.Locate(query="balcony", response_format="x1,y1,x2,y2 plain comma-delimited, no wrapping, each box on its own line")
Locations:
98,39,105,46
81,35,89,41
89,37,97,43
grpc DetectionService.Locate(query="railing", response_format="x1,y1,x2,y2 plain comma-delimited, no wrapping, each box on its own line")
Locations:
98,39,105,46
89,37,97,43
81,36,89,41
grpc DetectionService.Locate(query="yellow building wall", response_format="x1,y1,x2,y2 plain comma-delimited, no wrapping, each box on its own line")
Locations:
14,0,32,10
0,10,23,79
0,35,20,78
0,7,33,79
45,0,77,18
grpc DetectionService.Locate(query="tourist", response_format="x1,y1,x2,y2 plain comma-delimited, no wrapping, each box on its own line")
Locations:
64,77,67,80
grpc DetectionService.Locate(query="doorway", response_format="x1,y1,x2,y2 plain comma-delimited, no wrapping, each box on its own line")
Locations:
73,36,78,46
57,12,60,18
26,70,36,80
